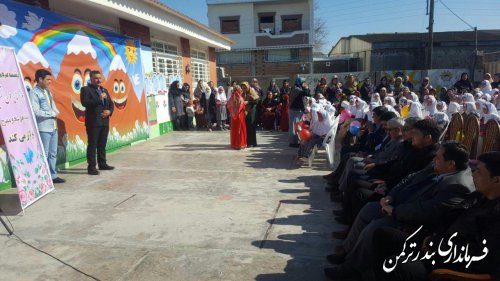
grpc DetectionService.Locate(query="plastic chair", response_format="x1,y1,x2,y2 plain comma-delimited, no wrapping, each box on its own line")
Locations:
481,120,500,154
447,113,463,142
462,114,480,159
308,115,340,168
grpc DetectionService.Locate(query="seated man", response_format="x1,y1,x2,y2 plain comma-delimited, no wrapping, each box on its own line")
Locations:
335,118,438,223
373,151,500,281
336,116,405,222
325,141,475,280
324,106,389,187
295,105,332,164
334,111,398,193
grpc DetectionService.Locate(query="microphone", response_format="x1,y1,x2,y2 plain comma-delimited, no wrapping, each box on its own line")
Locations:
99,86,107,106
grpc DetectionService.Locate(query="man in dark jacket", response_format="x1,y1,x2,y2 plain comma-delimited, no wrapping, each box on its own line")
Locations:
325,141,475,280
373,151,500,281
80,70,115,175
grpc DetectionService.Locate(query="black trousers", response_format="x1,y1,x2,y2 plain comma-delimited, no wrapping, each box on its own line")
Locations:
86,126,109,168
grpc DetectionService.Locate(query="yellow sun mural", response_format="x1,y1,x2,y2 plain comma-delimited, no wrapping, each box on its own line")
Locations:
124,39,138,64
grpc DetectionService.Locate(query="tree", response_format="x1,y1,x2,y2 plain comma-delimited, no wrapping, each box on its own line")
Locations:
313,4,329,53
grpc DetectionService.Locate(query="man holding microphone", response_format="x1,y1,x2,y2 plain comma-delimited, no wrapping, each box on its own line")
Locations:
81,70,114,175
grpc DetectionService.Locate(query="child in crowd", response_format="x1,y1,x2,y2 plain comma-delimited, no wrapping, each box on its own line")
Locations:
185,100,195,129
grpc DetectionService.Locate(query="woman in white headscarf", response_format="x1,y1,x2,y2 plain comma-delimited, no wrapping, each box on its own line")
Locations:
371,92,383,107
447,101,461,118
480,101,500,123
423,95,437,116
407,100,424,119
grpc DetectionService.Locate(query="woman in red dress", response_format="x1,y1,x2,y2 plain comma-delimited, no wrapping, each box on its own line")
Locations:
280,94,290,131
227,86,247,149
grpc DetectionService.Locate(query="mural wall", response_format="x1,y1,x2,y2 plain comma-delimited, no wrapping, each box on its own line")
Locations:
0,0,149,173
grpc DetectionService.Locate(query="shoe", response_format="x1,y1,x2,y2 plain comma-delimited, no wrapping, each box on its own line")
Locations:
52,177,66,184
322,172,335,179
88,169,99,175
331,229,349,240
324,266,357,279
335,215,352,225
326,253,346,265
99,164,115,170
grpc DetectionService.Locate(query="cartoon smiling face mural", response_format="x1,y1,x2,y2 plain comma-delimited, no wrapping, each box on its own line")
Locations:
104,54,147,133
50,31,104,141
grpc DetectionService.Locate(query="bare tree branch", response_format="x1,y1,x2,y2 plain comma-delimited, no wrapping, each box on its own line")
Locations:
313,2,329,53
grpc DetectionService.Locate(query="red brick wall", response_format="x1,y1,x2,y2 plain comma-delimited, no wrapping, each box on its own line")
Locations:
180,38,192,93
208,47,217,87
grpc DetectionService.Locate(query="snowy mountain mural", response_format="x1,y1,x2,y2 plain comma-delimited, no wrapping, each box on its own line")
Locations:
0,0,148,169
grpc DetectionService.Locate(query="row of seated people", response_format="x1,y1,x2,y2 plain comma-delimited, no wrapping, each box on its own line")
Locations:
321,105,500,281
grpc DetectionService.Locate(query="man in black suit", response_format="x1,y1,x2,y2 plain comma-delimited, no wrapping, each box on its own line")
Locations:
80,70,115,175
324,141,475,280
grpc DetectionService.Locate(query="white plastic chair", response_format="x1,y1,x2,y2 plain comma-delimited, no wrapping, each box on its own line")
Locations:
308,115,340,168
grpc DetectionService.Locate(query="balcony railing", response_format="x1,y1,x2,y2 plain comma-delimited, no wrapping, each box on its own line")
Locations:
255,30,311,47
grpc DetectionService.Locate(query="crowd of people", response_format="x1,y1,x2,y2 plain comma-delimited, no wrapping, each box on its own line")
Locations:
289,72,500,281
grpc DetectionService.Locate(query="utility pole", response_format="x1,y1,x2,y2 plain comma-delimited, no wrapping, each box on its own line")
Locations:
427,0,435,69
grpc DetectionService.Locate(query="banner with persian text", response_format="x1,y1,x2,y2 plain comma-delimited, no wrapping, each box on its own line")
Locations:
0,47,54,209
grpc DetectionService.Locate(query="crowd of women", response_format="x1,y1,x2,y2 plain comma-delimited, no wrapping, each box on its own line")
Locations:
168,72,499,153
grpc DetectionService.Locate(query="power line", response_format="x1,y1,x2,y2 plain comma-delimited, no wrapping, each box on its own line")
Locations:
437,0,474,29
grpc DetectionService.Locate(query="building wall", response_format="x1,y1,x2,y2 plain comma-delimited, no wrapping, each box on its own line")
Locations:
207,3,255,49
253,1,311,34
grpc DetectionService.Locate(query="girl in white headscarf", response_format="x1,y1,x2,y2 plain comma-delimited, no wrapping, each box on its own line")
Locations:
447,102,461,118
480,101,500,123
410,92,419,102
436,101,447,113
481,93,492,102
462,102,478,116
370,93,383,107
480,80,494,94
407,100,424,119
384,96,397,107
462,93,475,103
215,86,228,129
367,102,379,122
354,98,369,119
423,95,437,116
347,95,357,115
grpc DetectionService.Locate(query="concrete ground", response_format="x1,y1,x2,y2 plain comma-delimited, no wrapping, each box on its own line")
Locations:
0,130,343,281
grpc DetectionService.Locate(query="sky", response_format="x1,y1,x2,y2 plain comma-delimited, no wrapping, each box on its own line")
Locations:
161,0,500,53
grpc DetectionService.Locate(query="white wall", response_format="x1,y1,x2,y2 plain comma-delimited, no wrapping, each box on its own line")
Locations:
208,3,255,49
208,0,312,49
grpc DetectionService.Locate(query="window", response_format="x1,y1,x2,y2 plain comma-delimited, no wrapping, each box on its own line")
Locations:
281,14,302,33
265,49,300,62
217,51,252,64
259,12,276,34
151,41,182,78
191,49,209,85
220,16,240,34
192,61,209,85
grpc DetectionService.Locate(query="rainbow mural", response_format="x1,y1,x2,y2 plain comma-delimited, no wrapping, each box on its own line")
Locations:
31,22,117,61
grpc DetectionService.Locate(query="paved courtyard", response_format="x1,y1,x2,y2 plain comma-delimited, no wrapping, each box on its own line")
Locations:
0,131,342,281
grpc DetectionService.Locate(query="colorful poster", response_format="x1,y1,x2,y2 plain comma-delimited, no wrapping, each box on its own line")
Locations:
427,69,468,93
0,0,149,163
0,47,54,209
380,70,422,89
